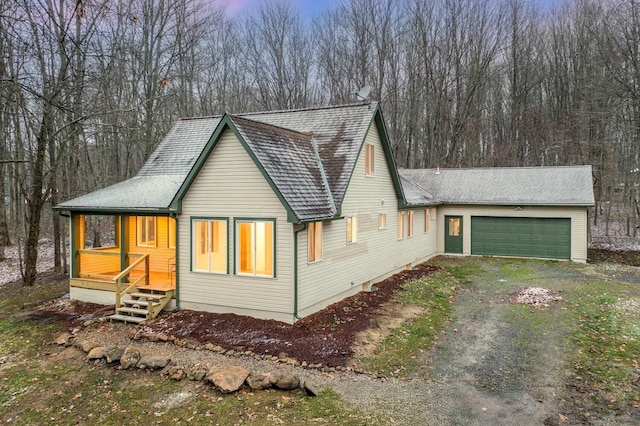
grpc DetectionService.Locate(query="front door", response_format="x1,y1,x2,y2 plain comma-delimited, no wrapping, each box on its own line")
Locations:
445,216,463,254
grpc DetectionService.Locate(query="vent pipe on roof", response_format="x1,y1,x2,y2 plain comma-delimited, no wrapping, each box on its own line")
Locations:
435,167,441,175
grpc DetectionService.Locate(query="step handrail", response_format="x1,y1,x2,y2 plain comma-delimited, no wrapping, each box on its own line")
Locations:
114,254,150,308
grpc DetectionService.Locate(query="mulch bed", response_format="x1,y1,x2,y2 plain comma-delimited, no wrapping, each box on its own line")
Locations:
139,263,439,367
19,248,640,366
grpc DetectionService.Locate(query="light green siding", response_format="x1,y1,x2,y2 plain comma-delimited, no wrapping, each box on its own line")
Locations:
437,205,588,262
296,124,438,316
177,130,293,322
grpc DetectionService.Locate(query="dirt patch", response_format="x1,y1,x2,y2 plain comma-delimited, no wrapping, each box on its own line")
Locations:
349,303,425,363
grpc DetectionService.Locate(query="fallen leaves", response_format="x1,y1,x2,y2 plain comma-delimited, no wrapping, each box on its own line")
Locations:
513,287,563,308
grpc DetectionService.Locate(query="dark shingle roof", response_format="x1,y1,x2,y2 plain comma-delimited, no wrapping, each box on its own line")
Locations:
229,115,335,221
56,103,380,220
399,166,595,206
237,103,376,206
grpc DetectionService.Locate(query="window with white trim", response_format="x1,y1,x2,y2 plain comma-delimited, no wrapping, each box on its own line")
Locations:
236,219,274,277
397,212,405,240
192,219,227,273
168,217,177,248
308,222,323,262
425,209,431,232
378,213,387,229
365,144,375,176
408,210,414,237
347,216,358,243
137,216,156,247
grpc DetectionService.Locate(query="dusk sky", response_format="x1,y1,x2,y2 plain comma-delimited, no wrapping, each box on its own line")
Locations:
224,0,337,18
224,0,562,19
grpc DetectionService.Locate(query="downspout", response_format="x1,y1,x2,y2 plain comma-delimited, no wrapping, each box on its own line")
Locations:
293,223,308,321
170,211,179,310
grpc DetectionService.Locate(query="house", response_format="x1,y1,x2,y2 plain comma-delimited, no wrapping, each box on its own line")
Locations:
54,102,594,324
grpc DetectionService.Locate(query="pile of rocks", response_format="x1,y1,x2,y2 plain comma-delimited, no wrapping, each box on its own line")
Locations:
55,333,318,396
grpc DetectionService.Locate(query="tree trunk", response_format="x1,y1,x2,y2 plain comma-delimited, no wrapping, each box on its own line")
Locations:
22,112,50,286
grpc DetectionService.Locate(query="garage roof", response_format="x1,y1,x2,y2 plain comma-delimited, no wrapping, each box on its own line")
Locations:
399,166,595,206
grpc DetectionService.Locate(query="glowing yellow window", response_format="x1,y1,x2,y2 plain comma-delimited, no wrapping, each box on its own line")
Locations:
193,219,227,273
137,216,156,247
397,212,405,240
237,220,274,277
168,218,176,248
347,217,358,243
365,144,374,176
308,222,323,262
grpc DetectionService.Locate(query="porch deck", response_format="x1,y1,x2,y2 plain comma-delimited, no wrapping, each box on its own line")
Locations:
72,270,175,292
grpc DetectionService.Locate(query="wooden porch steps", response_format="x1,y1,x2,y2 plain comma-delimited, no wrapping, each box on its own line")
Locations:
108,287,174,324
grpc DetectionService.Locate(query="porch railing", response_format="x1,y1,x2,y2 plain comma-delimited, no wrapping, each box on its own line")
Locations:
114,254,150,309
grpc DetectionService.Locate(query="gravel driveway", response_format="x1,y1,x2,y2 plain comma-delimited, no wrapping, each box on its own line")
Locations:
329,259,583,425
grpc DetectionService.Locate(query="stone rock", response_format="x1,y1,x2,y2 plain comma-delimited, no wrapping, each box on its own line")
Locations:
272,373,300,390
302,380,319,397
168,366,185,381
206,366,250,393
78,340,98,353
53,333,73,346
137,355,171,370
187,367,208,382
103,347,125,363
246,372,275,390
120,347,141,369
86,346,106,360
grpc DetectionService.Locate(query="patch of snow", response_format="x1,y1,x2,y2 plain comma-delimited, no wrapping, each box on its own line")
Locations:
153,391,194,409
0,240,62,287
589,203,640,251
514,287,563,309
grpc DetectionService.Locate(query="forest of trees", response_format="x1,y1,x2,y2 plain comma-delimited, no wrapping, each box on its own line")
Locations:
0,0,639,285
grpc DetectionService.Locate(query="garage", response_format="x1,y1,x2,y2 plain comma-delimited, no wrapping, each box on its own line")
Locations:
471,216,571,260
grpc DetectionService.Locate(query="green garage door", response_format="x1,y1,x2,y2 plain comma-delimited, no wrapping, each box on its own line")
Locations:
471,217,571,260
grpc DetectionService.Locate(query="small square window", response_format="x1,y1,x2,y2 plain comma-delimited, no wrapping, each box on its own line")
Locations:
347,216,358,244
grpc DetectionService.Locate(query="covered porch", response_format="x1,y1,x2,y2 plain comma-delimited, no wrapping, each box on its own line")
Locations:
70,214,177,292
